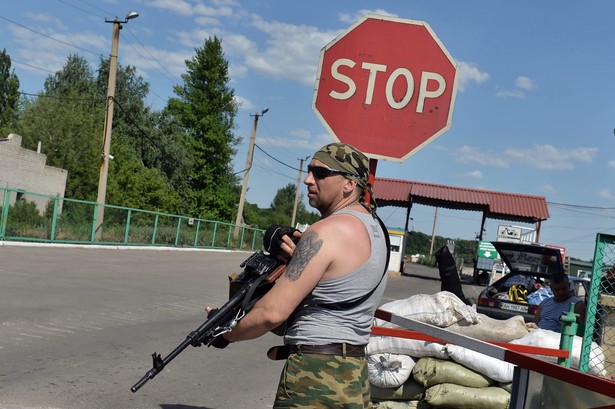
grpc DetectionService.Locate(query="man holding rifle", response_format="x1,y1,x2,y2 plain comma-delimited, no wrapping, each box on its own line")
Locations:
215,143,388,408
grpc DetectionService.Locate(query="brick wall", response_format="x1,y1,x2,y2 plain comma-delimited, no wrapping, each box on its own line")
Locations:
0,133,68,213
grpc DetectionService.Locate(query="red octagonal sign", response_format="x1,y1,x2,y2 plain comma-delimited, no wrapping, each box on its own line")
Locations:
313,15,459,162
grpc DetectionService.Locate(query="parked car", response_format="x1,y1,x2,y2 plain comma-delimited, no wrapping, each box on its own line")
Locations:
476,241,590,322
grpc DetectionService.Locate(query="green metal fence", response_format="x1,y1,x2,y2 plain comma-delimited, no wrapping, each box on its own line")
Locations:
0,187,264,251
580,233,615,379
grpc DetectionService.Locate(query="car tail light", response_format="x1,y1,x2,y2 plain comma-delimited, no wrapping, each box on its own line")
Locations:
528,305,539,315
477,297,499,308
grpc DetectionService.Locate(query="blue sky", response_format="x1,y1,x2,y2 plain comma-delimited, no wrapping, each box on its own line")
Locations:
2,0,614,261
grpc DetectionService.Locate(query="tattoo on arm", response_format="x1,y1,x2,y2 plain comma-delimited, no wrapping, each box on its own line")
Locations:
285,231,322,282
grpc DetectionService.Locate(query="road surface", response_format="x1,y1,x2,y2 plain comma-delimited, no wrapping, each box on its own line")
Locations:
0,244,481,409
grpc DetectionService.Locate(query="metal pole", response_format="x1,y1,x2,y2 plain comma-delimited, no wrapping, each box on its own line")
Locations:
291,156,308,227
94,12,138,241
429,207,439,256
234,109,267,238
95,19,121,240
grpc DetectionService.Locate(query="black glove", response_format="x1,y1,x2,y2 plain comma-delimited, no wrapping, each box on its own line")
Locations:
263,224,300,258
210,334,230,349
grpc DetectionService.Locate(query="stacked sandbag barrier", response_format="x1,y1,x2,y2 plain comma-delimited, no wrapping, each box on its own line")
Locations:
368,291,607,408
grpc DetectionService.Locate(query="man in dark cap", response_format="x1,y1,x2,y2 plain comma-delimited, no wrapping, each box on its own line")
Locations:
218,142,388,408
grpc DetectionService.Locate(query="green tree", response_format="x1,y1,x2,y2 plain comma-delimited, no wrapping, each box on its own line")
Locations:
17,55,102,200
106,141,180,212
243,184,319,229
0,49,21,134
167,36,240,221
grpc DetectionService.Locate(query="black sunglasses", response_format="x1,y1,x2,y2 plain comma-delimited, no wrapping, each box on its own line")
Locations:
307,165,354,180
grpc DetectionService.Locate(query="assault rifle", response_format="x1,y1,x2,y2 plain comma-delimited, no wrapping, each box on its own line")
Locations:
131,225,298,393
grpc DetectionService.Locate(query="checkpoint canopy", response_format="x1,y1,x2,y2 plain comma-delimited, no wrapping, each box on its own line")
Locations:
313,14,459,162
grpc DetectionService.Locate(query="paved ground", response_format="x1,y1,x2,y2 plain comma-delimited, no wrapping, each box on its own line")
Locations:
0,243,481,409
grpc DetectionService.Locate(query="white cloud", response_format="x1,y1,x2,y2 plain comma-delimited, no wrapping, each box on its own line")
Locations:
25,12,66,30
504,145,596,170
246,16,340,85
453,144,597,170
453,146,510,167
495,76,537,99
147,0,194,16
234,95,254,111
597,188,613,198
465,170,483,179
338,9,398,24
457,61,490,91
515,76,536,91
495,88,525,99
536,184,557,195
608,160,615,168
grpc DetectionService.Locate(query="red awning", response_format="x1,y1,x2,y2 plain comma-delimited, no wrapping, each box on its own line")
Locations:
374,177,549,224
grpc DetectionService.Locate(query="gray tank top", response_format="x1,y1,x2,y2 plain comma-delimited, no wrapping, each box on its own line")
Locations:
284,209,388,346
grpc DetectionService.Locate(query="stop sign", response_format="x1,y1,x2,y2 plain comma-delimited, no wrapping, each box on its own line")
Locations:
313,15,459,162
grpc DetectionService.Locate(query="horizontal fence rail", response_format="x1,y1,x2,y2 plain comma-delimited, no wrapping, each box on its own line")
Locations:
0,187,264,252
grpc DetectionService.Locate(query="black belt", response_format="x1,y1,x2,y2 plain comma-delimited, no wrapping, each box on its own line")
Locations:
267,343,366,360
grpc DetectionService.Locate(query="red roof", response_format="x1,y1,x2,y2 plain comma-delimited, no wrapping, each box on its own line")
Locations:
373,177,549,223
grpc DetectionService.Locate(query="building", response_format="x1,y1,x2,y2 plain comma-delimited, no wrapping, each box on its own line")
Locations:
0,133,68,213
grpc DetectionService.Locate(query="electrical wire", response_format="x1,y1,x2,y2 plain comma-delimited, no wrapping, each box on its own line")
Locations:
0,15,100,56
254,144,302,172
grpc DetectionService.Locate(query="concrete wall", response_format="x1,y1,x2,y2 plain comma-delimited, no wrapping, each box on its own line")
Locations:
0,133,68,213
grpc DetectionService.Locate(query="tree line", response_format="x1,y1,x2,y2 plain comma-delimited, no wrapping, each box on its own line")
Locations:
0,40,482,258
0,38,320,231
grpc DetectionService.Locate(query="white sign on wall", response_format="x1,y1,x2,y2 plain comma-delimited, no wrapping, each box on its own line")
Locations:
497,225,522,243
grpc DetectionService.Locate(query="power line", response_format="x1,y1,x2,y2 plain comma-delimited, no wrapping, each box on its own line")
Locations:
547,201,615,211
54,0,107,19
124,26,181,84
0,15,100,57
11,59,56,74
254,143,303,172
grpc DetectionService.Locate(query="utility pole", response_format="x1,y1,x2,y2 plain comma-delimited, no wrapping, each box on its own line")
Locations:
95,12,139,240
291,156,309,227
429,207,439,256
234,108,268,238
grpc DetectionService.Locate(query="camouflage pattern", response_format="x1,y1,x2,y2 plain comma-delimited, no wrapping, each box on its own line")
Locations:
273,352,369,408
312,143,369,189
312,143,377,215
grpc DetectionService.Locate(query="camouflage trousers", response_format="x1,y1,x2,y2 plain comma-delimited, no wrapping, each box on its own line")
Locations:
273,352,369,408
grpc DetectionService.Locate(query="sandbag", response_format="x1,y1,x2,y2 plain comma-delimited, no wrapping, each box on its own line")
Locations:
446,313,529,342
370,377,425,401
375,292,481,328
445,344,515,383
368,335,449,360
510,328,606,376
368,353,415,388
412,357,493,388
424,383,510,409
369,400,432,408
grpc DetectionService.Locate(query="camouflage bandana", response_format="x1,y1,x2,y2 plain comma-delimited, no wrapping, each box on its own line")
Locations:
312,143,378,215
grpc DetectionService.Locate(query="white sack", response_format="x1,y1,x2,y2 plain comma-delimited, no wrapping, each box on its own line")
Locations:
375,291,481,328
446,313,529,342
368,353,415,388
445,344,515,383
510,328,606,376
368,335,449,360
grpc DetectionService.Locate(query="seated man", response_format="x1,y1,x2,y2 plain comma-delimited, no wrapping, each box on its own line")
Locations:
533,273,586,333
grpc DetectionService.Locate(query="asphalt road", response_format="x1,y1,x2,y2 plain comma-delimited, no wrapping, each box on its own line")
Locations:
0,244,482,409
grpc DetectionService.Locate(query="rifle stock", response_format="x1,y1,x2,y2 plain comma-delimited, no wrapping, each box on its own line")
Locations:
131,251,285,393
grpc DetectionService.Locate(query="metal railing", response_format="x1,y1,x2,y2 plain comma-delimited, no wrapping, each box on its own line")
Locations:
0,187,264,251
580,232,615,379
